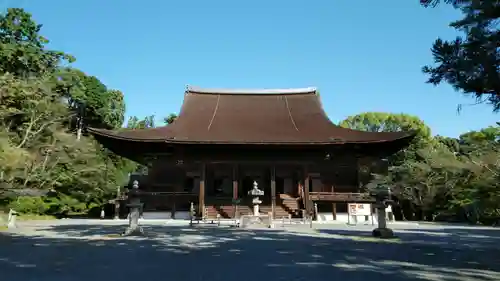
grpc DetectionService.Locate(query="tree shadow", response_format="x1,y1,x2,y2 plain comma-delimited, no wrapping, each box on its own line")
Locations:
318,225,500,250
0,222,499,281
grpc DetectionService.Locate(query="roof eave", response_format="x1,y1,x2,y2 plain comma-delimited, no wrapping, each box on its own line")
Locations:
161,133,416,145
88,128,416,145
186,86,318,95
87,127,166,143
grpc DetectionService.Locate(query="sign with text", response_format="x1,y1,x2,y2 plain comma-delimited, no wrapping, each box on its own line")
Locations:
348,203,371,216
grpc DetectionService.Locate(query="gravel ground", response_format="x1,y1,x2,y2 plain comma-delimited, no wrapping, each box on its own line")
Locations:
1,220,499,281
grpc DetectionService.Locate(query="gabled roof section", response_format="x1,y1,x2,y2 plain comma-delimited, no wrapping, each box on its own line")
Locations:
88,86,415,144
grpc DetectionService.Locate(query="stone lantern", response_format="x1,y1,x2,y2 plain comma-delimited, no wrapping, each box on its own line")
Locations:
240,180,271,228
122,180,144,236
248,181,264,216
370,186,395,238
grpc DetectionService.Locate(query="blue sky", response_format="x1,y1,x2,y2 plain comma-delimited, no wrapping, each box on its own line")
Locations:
7,0,498,137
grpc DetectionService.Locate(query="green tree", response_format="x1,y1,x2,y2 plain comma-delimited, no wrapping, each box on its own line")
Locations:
435,135,460,153
0,8,74,78
420,0,462,7
339,112,431,137
339,112,433,163
103,90,126,129
0,74,109,206
0,8,131,217
126,115,155,129
460,125,499,144
55,68,126,137
369,124,499,223
421,0,500,111
340,112,439,220
417,134,499,224
164,113,178,125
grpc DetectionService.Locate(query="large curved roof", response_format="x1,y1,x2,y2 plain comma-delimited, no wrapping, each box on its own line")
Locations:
89,86,415,145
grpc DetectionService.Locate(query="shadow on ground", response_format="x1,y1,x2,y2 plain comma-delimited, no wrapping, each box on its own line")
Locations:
1,223,499,281
318,226,500,250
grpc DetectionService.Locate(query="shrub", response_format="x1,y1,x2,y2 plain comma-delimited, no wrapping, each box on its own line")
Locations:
7,196,50,214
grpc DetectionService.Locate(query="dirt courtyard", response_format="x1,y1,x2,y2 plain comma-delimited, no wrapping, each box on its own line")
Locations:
1,220,499,281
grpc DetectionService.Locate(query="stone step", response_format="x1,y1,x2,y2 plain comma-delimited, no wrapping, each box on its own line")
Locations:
205,205,297,219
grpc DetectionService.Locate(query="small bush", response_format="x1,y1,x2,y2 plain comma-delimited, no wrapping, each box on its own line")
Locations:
7,196,50,214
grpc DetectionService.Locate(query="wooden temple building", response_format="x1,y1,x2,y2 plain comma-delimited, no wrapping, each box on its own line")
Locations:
89,86,415,221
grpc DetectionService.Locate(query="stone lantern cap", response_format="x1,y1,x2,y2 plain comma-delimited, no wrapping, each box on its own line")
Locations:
132,180,139,189
248,181,264,196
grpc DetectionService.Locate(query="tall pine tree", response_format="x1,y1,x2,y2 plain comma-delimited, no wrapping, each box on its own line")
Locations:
421,0,500,112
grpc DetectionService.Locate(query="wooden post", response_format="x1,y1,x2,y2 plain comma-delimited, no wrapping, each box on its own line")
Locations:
199,163,206,218
171,192,176,219
271,165,276,219
114,201,120,220
356,157,362,192
303,166,310,217
189,202,194,226
331,184,337,220
114,185,121,220
232,165,238,218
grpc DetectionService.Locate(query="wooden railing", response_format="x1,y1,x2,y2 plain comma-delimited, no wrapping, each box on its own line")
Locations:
309,192,375,202
110,191,197,203
140,191,198,197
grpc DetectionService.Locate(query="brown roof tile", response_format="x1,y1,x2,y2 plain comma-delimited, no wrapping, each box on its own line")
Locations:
88,86,415,144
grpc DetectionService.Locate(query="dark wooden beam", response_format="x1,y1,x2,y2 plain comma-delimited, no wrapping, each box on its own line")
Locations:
309,192,375,203
331,184,337,220
304,166,311,217
199,163,206,218
270,165,276,219
232,164,238,218
192,160,318,165
356,157,361,192
182,145,330,163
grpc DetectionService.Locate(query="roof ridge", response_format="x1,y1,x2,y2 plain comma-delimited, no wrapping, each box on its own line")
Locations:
186,86,317,95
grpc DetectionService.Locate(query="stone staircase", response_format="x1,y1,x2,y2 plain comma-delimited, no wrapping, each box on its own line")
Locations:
258,206,290,218
204,194,303,219
206,205,250,219
279,194,302,218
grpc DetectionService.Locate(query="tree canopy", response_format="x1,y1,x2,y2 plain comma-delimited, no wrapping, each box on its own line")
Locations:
341,112,499,224
0,8,131,215
339,112,431,137
0,8,75,78
421,0,500,111
164,113,178,125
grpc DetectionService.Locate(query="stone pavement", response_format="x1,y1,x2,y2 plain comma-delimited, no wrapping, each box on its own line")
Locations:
1,220,499,281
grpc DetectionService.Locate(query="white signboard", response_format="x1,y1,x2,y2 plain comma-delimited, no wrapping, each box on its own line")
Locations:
348,203,371,216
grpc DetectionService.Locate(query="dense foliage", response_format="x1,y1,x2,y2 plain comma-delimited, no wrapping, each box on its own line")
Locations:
421,0,500,111
341,113,499,225
0,8,136,216
411,0,500,223
0,9,181,217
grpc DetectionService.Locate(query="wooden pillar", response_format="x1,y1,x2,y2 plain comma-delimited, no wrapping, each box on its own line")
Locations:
171,192,177,219
297,174,301,198
356,157,361,192
232,165,238,218
199,163,206,218
270,165,276,219
331,184,337,220
303,166,310,216
114,200,120,219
